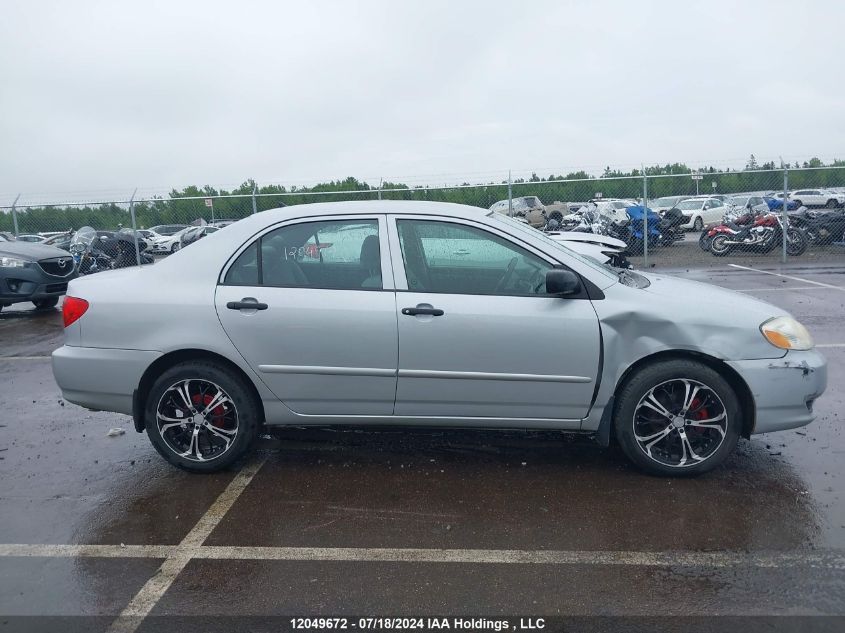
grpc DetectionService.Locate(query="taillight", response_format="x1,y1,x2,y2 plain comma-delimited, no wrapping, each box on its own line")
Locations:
63,296,89,328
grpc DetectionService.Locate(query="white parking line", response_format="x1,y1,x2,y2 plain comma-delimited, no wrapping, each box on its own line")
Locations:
728,264,845,290
0,355,51,360
734,286,830,292
0,543,174,558
2,542,843,570
106,457,266,633
817,343,845,348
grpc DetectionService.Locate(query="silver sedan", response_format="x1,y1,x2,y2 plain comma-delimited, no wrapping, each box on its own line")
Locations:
52,201,827,476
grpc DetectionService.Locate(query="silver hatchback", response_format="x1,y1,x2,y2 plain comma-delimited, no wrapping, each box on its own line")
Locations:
52,201,827,476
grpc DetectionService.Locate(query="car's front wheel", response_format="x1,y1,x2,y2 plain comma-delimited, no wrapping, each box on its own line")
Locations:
693,216,704,231
32,298,59,309
613,359,741,476
145,361,260,472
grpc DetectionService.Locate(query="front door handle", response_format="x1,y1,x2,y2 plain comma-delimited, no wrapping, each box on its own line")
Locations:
402,306,444,317
227,298,268,311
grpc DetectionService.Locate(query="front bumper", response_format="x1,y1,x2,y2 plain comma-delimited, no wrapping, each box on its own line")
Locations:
52,345,162,415
0,262,77,305
727,349,827,434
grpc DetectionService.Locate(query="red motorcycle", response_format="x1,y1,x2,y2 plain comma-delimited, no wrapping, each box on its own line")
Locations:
707,211,807,257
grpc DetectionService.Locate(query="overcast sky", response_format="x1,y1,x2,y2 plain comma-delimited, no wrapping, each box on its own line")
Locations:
1,0,843,204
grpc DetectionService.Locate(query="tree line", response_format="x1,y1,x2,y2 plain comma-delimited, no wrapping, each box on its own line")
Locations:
2,157,844,234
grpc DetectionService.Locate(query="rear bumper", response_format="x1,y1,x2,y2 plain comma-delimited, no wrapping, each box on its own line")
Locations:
52,345,161,415
727,349,828,434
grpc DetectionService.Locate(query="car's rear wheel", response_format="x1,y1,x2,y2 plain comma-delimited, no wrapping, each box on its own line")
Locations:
827,199,838,209
613,360,741,476
32,298,59,309
145,361,260,472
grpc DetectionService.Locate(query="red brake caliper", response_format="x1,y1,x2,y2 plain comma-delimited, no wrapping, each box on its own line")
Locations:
191,393,227,428
688,397,709,434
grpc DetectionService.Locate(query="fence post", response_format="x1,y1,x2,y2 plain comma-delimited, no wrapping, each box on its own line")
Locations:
507,170,513,217
378,177,382,200
642,170,649,268
128,189,141,268
781,164,789,264
10,194,20,237
251,183,258,215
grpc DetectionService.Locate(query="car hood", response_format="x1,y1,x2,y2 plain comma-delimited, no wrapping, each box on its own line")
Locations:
596,272,792,361
0,241,75,261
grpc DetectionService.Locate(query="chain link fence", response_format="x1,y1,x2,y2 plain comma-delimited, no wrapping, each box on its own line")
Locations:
2,166,844,269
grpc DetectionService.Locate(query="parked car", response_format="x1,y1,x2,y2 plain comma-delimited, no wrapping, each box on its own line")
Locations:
148,224,189,237
52,201,826,477
151,227,193,254
15,234,47,243
1,239,78,312
489,196,547,228
788,189,844,209
176,225,220,250
649,196,689,214
210,219,237,228
764,193,800,212
675,197,727,230
42,231,75,252
726,195,769,215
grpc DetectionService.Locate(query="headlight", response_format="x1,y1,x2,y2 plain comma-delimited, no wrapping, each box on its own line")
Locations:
0,256,26,268
760,316,814,350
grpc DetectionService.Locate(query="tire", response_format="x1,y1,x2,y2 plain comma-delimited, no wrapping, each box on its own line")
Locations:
549,211,563,223
171,243,180,253
693,217,704,231
32,297,59,309
709,234,731,256
613,359,741,477
827,199,838,209
698,231,712,251
144,361,261,472
786,227,808,256
793,200,802,209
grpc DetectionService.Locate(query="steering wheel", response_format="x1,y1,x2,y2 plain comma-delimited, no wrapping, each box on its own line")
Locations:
495,257,518,292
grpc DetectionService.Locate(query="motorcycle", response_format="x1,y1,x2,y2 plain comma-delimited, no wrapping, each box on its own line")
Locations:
101,229,155,268
788,207,845,245
658,207,686,246
699,209,756,251
623,206,662,255
707,211,807,257
70,226,113,275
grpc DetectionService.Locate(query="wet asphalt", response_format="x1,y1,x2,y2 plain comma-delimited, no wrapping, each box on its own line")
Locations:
0,262,844,628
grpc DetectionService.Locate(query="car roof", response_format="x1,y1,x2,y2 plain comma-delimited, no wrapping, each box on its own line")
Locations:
245,200,489,223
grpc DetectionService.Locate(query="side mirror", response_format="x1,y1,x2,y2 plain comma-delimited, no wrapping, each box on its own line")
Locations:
545,269,582,296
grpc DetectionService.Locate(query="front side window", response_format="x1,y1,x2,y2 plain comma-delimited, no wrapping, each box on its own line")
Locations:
397,219,553,296
224,219,382,290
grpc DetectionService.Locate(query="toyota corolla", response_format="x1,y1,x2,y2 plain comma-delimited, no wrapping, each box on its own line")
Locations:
51,201,827,476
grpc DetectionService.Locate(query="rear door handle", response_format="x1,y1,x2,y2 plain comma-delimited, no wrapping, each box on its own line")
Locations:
227,298,268,311
402,306,444,317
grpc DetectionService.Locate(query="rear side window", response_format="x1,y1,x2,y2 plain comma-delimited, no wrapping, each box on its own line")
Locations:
224,241,259,285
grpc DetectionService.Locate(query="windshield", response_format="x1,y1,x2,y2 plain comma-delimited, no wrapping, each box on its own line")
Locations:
727,196,747,207
491,213,616,281
677,200,703,210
